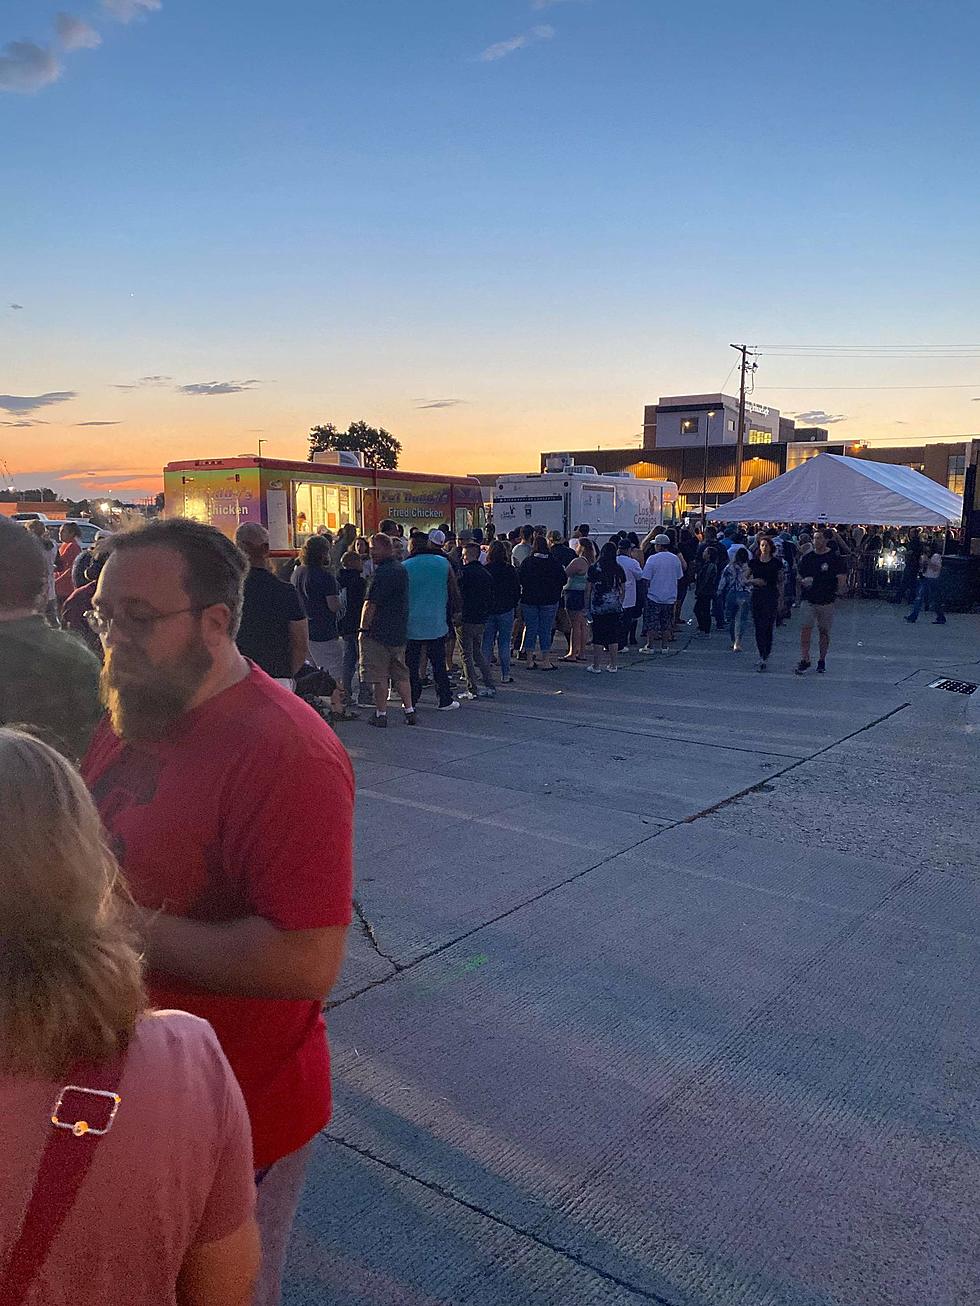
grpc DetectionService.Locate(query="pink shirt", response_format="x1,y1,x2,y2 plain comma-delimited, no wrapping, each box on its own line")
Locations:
0,1011,255,1305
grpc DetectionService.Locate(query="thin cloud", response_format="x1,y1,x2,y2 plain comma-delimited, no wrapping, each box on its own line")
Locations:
10,303,24,310
177,380,260,397
0,391,77,415
102,0,162,22
415,398,467,409
478,24,554,62
791,409,847,425
56,13,102,50
1,419,50,428
112,374,173,389
75,420,123,426
0,40,61,93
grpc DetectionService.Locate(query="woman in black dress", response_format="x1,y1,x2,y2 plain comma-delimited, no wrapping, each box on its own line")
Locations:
748,535,783,672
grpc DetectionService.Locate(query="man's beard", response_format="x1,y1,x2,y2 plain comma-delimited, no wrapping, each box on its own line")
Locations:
101,633,213,742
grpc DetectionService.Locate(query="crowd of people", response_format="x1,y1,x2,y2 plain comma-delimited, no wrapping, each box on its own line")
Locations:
0,504,959,1304
239,515,957,702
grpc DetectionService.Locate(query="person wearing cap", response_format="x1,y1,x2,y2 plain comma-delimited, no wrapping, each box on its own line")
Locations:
640,534,685,654
235,522,311,690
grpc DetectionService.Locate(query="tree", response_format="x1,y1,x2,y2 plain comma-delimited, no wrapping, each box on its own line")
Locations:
308,420,402,470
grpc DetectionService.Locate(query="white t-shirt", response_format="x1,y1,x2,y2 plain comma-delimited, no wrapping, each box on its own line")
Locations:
923,552,942,580
642,551,684,604
616,553,643,609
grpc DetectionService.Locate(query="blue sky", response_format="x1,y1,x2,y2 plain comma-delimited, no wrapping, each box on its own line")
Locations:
2,0,979,496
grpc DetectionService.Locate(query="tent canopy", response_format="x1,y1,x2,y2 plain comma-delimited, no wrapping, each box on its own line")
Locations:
707,453,962,527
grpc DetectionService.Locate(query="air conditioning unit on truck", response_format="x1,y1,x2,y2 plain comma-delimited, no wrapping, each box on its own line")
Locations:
491,455,678,543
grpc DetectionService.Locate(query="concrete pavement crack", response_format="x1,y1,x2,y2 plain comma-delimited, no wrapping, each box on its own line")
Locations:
321,1132,682,1306
329,821,677,1010
351,896,400,969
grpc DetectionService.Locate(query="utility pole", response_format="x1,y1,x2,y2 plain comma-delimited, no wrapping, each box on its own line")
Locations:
731,343,757,498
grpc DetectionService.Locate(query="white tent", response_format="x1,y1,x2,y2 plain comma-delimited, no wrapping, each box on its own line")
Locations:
707,453,962,527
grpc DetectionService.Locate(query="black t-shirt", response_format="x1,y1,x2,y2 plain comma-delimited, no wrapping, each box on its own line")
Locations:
518,553,567,606
550,543,576,568
748,556,783,593
364,558,409,647
798,550,846,604
459,561,493,624
293,564,339,642
236,566,305,678
337,567,367,640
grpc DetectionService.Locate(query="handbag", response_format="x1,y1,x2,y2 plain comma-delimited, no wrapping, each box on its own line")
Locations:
0,1055,124,1301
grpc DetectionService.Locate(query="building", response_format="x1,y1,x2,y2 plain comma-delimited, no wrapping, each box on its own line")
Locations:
550,392,974,516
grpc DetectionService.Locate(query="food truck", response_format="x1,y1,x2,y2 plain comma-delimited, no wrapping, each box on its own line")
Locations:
163,453,484,554
491,456,678,543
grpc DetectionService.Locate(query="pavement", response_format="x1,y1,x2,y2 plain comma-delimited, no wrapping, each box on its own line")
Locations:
283,599,980,1306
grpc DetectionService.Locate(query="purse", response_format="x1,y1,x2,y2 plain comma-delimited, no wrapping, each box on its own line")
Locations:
0,1055,124,1302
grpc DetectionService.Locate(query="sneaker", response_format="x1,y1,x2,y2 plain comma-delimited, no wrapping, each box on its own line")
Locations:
933,618,947,625
404,709,417,726
904,615,916,623
732,641,743,652
640,646,656,654
794,659,811,676
816,659,826,673
586,665,603,674
368,713,387,728
659,647,670,655
438,700,461,712
757,660,767,672
478,688,497,698
457,690,477,701
605,666,619,673
502,676,515,684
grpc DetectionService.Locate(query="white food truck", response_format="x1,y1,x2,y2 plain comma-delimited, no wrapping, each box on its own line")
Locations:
491,455,678,543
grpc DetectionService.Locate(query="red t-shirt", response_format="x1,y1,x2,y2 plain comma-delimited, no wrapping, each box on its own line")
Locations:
54,538,81,599
82,665,354,1169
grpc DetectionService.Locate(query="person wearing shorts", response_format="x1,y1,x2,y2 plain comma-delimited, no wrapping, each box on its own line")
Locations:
641,536,685,653
795,530,847,674
358,534,416,726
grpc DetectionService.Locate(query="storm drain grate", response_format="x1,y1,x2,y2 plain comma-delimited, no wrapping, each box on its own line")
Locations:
929,678,978,695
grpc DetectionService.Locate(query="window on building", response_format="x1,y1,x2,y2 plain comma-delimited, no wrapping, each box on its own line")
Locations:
728,418,735,431
947,453,966,495
680,417,699,435
748,428,773,445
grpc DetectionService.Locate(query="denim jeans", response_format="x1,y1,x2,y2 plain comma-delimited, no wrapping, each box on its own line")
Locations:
483,609,513,679
341,635,359,699
520,602,559,654
908,577,945,622
406,635,454,706
725,590,751,644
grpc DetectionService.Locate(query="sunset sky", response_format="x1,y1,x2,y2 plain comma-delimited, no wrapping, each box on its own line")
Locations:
3,0,979,500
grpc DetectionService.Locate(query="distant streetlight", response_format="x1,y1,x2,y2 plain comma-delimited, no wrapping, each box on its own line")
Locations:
700,410,717,529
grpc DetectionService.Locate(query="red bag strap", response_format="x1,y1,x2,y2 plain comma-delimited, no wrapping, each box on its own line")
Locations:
0,1054,125,1303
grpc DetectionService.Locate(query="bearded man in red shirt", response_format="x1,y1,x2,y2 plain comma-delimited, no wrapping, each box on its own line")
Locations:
82,518,353,1306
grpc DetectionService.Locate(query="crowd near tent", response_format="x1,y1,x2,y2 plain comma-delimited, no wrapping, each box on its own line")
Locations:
707,453,963,527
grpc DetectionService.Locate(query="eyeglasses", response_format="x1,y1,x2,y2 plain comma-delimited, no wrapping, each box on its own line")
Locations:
85,604,210,639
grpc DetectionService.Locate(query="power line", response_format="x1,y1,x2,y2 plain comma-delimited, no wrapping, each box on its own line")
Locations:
756,382,980,391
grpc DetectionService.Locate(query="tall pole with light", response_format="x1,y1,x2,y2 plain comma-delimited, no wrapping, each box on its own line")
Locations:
700,410,716,529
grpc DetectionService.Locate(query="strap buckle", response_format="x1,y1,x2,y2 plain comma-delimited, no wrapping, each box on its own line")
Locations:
51,1086,122,1138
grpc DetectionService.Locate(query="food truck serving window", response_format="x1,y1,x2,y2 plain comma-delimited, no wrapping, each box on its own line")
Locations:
294,480,359,543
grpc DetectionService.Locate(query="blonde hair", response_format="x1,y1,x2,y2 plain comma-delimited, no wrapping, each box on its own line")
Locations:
0,729,145,1077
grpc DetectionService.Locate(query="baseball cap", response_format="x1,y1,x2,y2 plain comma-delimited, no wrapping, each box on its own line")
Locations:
654,533,671,546
428,528,447,546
